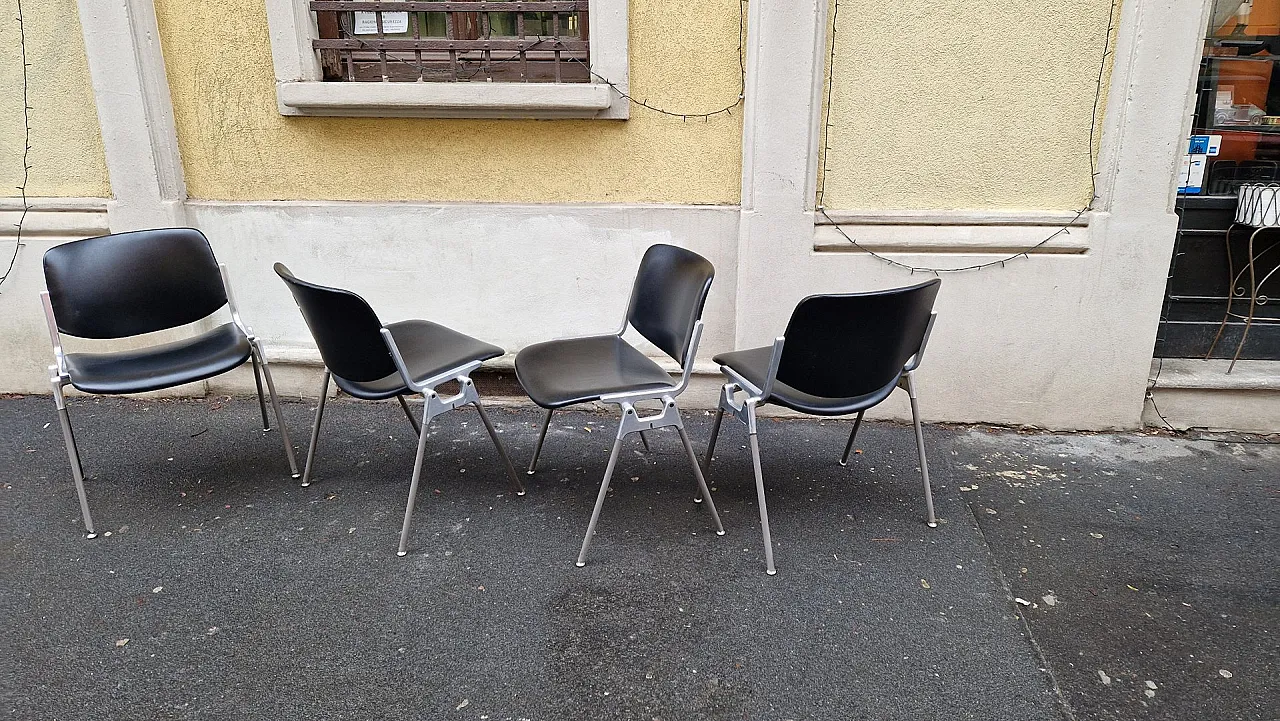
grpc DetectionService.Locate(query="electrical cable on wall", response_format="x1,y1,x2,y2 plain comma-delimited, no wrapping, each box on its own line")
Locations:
572,0,747,121
816,0,1119,274
0,0,31,292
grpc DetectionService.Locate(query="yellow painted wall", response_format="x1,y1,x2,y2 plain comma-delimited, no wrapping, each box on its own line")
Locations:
0,0,109,197
820,0,1118,211
153,0,744,204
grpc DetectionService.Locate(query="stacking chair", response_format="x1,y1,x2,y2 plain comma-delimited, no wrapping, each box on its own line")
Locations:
514,244,725,567
702,278,942,574
41,228,300,538
275,264,524,556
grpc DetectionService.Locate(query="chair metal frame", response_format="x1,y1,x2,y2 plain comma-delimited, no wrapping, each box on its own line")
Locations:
41,264,300,539
300,330,525,557
702,313,938,575
524,297,725,568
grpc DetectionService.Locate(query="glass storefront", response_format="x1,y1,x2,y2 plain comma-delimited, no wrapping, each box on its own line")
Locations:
1158,0,1280,361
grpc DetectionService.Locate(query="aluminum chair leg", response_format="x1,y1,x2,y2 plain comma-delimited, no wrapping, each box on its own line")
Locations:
576,436,625,567
839,410,865,466
396,394,422,435
748,429,776,575
677,425,725,535
52,382,96,538
527,408,553,475
694,405,726,505
252,342,300,478
905,371,938,528
577,399,724,568
398,397,435,556
472,396,526,495
702,405,724,473
250,352,270,431
301,370,330,487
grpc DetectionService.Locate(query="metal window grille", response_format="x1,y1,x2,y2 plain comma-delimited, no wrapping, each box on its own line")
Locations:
309,1,590,83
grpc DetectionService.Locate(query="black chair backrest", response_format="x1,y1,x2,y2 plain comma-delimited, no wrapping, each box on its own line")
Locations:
775,279,941,399
43,228,228,339
274,264,398,383
624,244,715,366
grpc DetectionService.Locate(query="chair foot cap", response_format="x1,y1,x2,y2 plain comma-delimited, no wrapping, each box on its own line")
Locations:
300,481,310,487
291,473,301,479
516,490,526,496
525,470,535,476
396,551,407,557
716,530,725,536
85,532,98,539
575,561,586,567
693,497,703,504
838,460,847,467
766,568,777,576
927,521,938,528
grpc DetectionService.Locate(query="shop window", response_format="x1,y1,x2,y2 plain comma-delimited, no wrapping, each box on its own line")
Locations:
1184,0,1280,194
264,0,628,118
1158,0,1280,361
311,3,589,83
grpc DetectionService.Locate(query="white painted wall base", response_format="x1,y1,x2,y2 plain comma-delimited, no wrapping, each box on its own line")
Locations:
0,199,110,393
1144,359,1280,433
8,198,1273,434
187,200,741,359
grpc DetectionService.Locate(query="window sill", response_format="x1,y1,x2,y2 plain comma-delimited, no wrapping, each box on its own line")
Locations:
275,80,620,119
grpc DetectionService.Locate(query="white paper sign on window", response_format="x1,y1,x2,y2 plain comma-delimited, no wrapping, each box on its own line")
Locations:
354,12,409,34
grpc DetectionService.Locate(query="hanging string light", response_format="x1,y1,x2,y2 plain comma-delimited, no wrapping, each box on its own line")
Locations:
816,0,1119,274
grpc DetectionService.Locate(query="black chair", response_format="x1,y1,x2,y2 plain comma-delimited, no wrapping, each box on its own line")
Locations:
41,228,300,538
702,279,942,574
275,263,524,556
514,244,725,567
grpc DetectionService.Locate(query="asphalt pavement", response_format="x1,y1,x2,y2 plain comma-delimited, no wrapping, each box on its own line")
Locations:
1,395,1274,720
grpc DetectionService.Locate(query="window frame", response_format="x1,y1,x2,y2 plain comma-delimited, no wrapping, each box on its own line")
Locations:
264,0,629,119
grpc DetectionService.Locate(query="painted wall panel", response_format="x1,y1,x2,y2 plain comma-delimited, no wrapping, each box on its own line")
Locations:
820,0,1118,211
0,0,109,198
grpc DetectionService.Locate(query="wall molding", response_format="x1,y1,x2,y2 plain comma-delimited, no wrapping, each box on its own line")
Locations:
814,209,1093,254
813,224,1090,254
0,198,109,238
0,197,108,212
75,0,187,231
815,209,1092,227
186,199,741,211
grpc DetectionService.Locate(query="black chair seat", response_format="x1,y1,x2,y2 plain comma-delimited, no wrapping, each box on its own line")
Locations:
64,323,252,395
713,346,899,416
276,263,523,556
333,319,503,400
43,228,300,540
515,334,677,409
